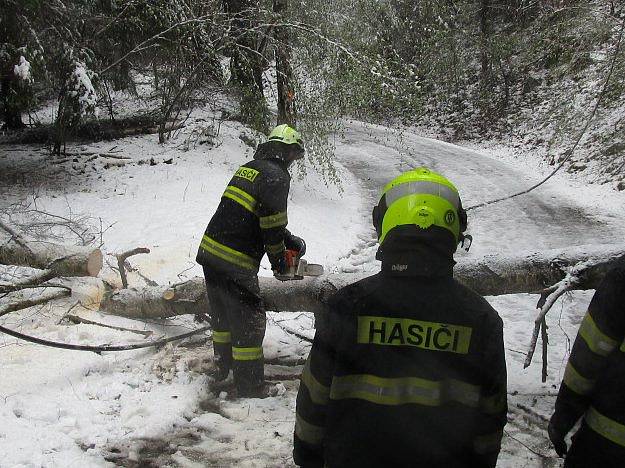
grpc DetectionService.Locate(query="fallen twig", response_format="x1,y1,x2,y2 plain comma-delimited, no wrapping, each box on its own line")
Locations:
503,430,552,459
0,323,210,353
269,318,313,343
514,403,550,424
65,314,153,337
0,218,35,257
115,248,150,289
541,318,549,382
524,263,585,369
98,153,131,160
265,357,307,366
0,269,57,293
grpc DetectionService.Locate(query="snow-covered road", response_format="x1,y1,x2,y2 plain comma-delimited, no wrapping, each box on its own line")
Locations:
1,114,624,467
335,121,625,267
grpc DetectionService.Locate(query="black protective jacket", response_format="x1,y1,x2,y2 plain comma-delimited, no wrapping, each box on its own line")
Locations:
294,241,507,468
550,255,625,465
196,149,294,274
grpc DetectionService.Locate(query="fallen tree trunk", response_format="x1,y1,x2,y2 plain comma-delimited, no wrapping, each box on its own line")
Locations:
102,275,342,319
0,231,103,277
452,243,625,295
101,244,625,319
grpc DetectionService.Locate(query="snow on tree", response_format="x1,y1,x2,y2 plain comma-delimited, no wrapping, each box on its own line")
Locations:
13,56,32,82
53,56,99,154
66,61,97,118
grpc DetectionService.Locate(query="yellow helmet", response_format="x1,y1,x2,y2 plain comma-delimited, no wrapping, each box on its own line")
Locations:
372,167,467,245
268,124,304,150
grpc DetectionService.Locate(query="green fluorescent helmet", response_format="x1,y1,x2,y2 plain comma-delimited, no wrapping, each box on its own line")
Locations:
373,167,465,244
268,124,304,150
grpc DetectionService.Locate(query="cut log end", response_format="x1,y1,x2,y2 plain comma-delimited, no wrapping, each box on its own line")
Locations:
163,289,176,301
87,249,104,277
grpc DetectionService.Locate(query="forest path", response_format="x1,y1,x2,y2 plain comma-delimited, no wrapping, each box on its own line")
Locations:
333,120,625,270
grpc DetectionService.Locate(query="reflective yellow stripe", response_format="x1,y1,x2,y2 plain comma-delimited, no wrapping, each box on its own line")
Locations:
620,338,625,353
357,316,472,354
579,313,618,357
480,391,507,415
200,235,259,271
563,362,595,395
329,374,481,408
223,186,258,215
473,430,503,454
265,241,285,255
586,406,625,447
295,414,325,445
300,358,330,405
232,346,263,361
385,180,460,210
212,331,232,344
259,211,288,229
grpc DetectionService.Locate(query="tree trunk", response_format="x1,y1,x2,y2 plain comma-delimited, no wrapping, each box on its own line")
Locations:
100,244,625,319
479,0,491,84
452,243,624,295
0,229,103,277
273,0,296,127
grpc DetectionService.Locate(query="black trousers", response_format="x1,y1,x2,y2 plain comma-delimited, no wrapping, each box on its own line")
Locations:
202,265,266,394
565,422,625,468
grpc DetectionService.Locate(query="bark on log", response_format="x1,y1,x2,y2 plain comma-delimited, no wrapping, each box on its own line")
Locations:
453,243,625,295
0,232,103,277
100,244,625,319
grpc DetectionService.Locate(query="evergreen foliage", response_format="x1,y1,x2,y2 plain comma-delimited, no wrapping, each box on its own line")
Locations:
0,0,623,183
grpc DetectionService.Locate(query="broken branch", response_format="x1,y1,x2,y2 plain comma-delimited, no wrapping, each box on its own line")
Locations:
115,248,150,288
0,288,71,317
524,263,584,369
65,314,153,337
0,269,58,294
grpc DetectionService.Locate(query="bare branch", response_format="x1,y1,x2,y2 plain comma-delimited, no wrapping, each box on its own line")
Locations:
98,15,216,75
524,265,584,369
0,219,35,258
0,270,58,293
0,289,71,317
468,18,625,211
115,248,150,289
65,314,153,337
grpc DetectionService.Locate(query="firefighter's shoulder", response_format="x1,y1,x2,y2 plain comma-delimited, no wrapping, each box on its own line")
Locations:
326,273,384,313
451,278,502,325
253,159,291,185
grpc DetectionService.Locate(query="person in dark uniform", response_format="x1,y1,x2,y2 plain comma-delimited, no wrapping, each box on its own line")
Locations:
548,254,625,467
293,168,508,467
197,124,306,398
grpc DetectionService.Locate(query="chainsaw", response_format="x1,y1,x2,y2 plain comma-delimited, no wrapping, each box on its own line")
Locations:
273,249,324,281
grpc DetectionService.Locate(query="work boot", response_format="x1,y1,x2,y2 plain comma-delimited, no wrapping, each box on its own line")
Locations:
208,371,236,398
207,365,230,382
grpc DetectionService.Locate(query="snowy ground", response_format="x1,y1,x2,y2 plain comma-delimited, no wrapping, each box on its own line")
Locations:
1,110,624,467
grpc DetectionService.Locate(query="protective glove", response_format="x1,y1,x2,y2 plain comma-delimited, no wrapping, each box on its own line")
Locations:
286,235,306,257
548,420,568,458
272,255,287,276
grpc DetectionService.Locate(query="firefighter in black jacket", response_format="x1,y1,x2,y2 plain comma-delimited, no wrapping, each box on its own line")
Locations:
293,168,508,468
548,254,625,467
197,124,306,398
